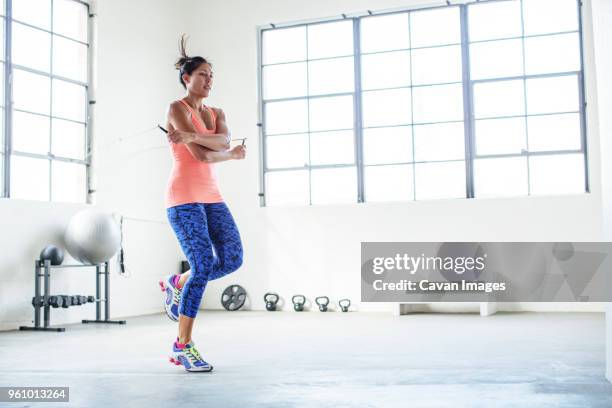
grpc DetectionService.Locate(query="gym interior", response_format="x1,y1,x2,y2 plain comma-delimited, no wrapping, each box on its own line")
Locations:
1,0,612,407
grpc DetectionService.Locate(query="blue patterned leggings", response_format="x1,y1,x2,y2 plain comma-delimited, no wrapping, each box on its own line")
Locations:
167,202,243,318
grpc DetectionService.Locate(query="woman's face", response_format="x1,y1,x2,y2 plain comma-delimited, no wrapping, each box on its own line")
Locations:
184,63,213,97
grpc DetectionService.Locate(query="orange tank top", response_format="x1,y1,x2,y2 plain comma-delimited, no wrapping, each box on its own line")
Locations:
165,100,223,208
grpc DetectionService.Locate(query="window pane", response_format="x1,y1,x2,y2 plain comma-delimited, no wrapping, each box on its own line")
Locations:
52,118,86,160
365,164,413,202
13,22,50,72
13,0,50,29
361,13,409,53
410,7,460,48
309,95,353,132
14,69,50,115
529,153,585,195
468,0,522,42
265,170,309,206
310,130,354,166
51,161,85,203
411,45,462,85
526,75,579,115
52,80,86,122
473,79,524,119
10,155,49,201
53,35,88,82
412,83,463,123
474,157,528,198
263,26,306,65
523,0,579,36
265,134,308,169
13,111,49,155
414,122,464,162
311,167,356,204
307,20,353,59
524,33,581,76
361,51,410,90
475,117,526,155
308,57,354,96
363,126,412,165
53,0,88,42
528,113,581,152
265,99,308,135
263,62,307,100
414,161,465,200
470,39,523,80
362,88,411,127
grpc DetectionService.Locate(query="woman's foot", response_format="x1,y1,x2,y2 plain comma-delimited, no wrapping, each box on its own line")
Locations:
158,274,181,322
169,338,213,372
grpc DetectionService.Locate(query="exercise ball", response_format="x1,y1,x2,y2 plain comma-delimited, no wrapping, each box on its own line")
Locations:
64,209,121,265
39,245,64,265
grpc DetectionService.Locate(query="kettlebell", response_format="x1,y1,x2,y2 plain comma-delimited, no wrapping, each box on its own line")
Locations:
315,296,329,312
264,292,279,311
292,295,306,312
339,299,351,312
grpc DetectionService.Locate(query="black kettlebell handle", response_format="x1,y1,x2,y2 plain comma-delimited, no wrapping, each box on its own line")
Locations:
315,296,329,306
264,292,279,303
339,298,351,312
292,295,305,305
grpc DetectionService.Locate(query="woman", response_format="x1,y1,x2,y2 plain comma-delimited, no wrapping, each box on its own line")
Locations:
159,35,245,372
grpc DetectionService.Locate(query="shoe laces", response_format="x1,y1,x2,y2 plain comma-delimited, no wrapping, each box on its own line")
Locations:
185,344,204,363
172,287,180,305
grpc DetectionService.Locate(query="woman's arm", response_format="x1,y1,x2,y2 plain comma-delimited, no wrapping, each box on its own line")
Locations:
167,102,229,152
199,107,246,163
201,145,246,163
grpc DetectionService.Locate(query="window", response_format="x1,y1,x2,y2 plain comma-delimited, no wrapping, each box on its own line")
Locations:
258,0,586,206
2,0,90,203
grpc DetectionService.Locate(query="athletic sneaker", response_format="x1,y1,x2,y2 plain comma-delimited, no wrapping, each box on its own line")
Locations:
158,274,181,322
168,338,213,372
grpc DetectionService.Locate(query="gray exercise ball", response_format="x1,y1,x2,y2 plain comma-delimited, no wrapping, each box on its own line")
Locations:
64,209,121,265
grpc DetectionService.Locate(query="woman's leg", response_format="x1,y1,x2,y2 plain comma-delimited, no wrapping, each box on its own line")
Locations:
203,202,243,280
176,202,243,286
167,203,215,344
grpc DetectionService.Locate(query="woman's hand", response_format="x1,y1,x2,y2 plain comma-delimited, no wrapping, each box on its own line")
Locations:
229,145,246,160
167,129,195,144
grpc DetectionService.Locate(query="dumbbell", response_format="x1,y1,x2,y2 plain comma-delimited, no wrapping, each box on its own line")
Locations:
60,295,72,308
31,296,44,308
31,296,64,308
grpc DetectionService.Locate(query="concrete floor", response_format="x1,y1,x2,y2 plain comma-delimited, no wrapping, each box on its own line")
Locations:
1,311,612,408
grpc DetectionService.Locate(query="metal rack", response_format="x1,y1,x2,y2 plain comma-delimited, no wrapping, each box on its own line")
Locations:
19,259,127,332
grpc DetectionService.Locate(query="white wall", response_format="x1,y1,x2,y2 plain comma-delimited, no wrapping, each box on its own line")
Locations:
186,0,606,313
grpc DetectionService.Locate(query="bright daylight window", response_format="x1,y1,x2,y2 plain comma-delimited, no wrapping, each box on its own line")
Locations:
1,0,90,203
259,0,586,206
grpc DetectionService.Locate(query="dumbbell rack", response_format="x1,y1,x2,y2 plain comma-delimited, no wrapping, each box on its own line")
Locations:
19,259,127,332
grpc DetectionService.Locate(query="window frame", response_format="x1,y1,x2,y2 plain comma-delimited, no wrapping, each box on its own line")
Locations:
1,0,92,203
257,0,588,206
